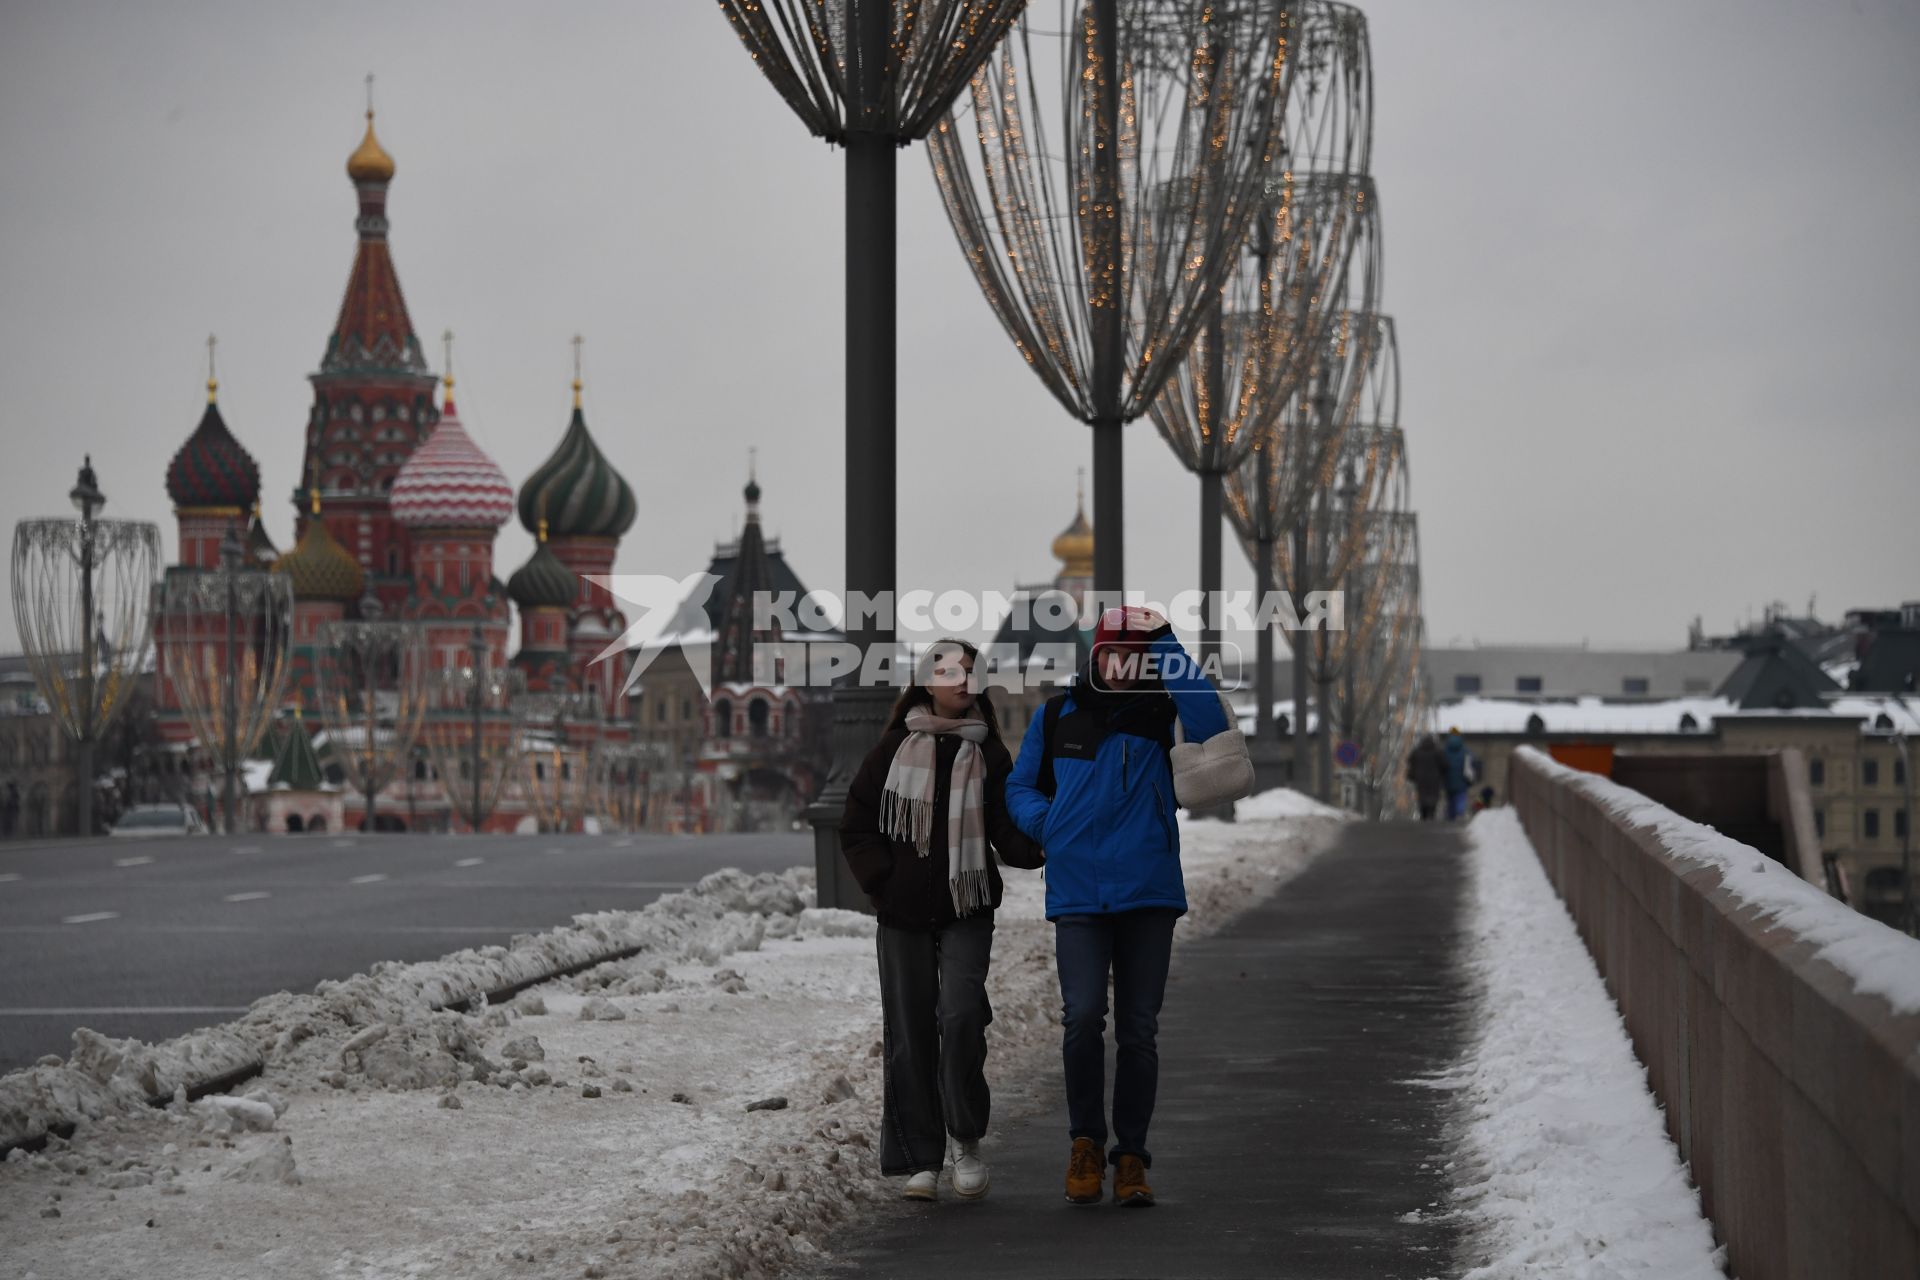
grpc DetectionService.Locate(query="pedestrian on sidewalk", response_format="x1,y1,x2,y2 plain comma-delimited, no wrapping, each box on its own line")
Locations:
1406,733,1445,820
1005,604,1229,1208
840,637,1044,1203
1442,728,1473,820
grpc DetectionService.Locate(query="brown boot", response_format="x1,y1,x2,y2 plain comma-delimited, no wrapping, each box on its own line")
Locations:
1064,1137,1103,1204
1112,1154,1155,1207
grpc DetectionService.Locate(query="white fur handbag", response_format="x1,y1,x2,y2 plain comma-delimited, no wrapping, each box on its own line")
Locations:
1170,689,1255,810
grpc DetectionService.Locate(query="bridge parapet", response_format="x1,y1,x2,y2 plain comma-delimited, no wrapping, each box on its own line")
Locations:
1508,745,1920,1280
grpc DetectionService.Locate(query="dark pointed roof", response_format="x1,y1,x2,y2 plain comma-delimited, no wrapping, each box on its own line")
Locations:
517,405,637,540
712,478,781,684
166,401,261,511
989,586,1092,669
1717,635,1841,710
267,716,326,791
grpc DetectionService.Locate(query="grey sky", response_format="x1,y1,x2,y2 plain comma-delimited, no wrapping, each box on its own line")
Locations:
1,0,1915,657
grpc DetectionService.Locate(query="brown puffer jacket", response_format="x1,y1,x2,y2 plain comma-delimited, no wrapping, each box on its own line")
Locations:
838,726,1045,931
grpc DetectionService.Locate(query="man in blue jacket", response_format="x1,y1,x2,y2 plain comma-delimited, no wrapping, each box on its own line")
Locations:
1006,604,1228,1207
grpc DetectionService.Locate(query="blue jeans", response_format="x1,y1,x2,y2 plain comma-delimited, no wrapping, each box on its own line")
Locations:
1447,789,1469,820
1055,908,1179,1168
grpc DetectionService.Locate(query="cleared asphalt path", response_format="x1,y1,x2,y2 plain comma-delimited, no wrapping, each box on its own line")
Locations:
814,821,1472,1280
0,830,810,1072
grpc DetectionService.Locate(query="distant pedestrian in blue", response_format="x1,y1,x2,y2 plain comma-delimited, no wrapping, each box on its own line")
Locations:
1442,728,1473,820
1005,604,1228,1208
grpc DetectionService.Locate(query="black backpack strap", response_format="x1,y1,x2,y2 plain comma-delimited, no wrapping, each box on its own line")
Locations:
1037,692,1068,799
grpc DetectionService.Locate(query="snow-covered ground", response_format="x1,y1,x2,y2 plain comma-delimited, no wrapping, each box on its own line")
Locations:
1434,809,1730,1279
0,788,1345,1280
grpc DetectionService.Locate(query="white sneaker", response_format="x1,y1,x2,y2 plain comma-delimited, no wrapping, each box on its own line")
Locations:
902,1170,938,1201
951,1140,990,1200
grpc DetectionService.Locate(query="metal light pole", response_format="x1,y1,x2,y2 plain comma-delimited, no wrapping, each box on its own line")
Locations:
422,622,521,835
468,625,485,832
315,615,428,835
13,458,163,836
73,462,102,835
218,525,243,830
717,0,1030,908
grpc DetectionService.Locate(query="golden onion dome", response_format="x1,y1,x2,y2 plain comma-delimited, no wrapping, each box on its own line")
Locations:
273,506,365,602
346,110,395,183
1051,499,1094,578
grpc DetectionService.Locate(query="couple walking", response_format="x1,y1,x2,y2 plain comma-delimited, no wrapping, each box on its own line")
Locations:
839,606,1228,1207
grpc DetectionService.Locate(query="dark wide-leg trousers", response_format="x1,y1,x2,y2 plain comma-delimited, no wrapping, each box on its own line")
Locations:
875,912,995,1177
1055,907,1179,1168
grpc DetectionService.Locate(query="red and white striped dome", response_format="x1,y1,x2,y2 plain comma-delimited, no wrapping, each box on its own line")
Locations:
391,395,515,530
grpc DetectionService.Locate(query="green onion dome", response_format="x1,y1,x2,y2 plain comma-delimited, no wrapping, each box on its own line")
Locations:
507,538,577,611
516,403,636,540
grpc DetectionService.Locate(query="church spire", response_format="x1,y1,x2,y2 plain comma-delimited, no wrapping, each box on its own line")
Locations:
323,84,426,376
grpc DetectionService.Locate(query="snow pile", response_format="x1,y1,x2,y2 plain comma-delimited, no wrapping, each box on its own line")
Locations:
0,867,818,1150
1436,809,1728,1279
0,806,1344,1280
1517,745,1920,1015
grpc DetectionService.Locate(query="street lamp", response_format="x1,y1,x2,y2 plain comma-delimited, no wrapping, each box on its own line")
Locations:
423,623,523,834
315,611,428,834
715,0,1032,908
12,457,162,836
159,526,295,832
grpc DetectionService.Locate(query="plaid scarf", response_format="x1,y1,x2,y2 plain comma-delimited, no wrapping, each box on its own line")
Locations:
878,705,992,916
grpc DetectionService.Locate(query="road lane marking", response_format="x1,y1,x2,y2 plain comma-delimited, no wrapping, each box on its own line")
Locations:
453,857,484,867
233,845,261,854
0,1006,249,1016
349,873,387,884
114,855,154,867
0,873,20,883
62,911,119,924
223,891,269,902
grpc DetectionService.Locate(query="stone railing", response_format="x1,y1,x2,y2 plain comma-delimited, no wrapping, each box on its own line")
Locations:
1507,745,1920,1280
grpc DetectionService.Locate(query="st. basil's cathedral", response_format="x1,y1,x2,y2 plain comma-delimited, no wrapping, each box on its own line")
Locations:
152,108,652,833
140,104,1094,837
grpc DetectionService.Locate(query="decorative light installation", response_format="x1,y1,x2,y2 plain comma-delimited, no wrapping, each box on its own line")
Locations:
591,741,656,834
929,0,1299,591
1147,2,1374,674
714,0,1031,909
1270,317,1405,799
11,458,162,835
423,623,524,834
158,526,295,832
315,611,429,833
1328,518,1424,817
513,691,600,834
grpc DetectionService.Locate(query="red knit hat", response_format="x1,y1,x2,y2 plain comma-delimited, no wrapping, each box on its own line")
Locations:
1092,605,1151,655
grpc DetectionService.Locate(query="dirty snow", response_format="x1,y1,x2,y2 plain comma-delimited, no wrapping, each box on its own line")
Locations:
1435,808,1730,1280
0,790,1345,1280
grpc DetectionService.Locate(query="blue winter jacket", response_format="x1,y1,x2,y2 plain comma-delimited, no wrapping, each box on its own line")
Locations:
1442,733,1470,792
1005,631,1230,920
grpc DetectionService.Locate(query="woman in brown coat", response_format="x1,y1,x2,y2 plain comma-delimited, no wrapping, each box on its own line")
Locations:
839,638,1044,1202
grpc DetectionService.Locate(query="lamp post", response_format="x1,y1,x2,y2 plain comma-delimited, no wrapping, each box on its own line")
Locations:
716,0,1031,908
468,624,486,831
13,457,163,836
315,613,428,835
422,622,522,834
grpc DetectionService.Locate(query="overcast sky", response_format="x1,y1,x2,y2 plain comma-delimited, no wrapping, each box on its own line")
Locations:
1,0,1915,658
